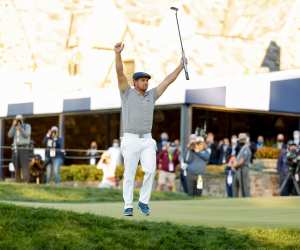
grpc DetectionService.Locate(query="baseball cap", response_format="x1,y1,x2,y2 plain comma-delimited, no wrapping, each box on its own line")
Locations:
238,133,248,142
51,126,59,132
196,136,205,143
132,72,151,80
287,140,297,146
15,114,23,120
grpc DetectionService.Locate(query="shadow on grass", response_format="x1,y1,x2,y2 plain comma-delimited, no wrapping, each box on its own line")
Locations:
1,203,298,250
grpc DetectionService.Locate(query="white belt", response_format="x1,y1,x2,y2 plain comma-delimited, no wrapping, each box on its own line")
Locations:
123,133,152,139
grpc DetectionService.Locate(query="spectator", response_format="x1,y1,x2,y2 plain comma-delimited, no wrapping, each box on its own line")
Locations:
206,132,218,164
293,130,300,148
107,139,123,171
43,126,64,184
185,136,210,196
256,135,265,149
86,141,100,165
247,133,257,163
97,151,116,188
229,135,240,157
157,142,180,191
277,140,299,196
8,114,31,183
232,133,252,197
29,154,45,184
218,138,231,165
225,156,236,197
158,132,169,152
273,134,286,150
180,135,197,194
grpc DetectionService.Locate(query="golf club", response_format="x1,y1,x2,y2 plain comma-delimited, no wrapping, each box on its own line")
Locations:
170,6,189,80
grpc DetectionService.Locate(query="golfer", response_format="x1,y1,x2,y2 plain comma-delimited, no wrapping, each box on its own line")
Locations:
114,42,186,216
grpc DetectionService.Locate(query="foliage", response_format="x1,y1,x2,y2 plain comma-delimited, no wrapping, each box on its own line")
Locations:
255,147,280,159
60,165,145,182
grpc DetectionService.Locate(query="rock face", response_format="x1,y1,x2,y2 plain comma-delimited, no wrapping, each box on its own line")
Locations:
0,0,300,90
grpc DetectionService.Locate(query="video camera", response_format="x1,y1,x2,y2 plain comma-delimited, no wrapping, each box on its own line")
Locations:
286,149,300,174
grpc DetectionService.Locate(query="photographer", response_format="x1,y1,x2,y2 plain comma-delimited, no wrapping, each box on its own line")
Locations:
277,140,300,196
8,114,31,182
43,126,64,184
185,136,210,196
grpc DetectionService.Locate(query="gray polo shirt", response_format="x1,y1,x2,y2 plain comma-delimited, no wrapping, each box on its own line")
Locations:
236,144,251,167
120,86,158,135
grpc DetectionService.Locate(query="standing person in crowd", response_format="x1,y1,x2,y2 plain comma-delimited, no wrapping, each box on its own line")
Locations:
225,155,236,197
115,42,186,216
206,132,218,164
107,139,123,170
273,134,286,150
97,151,116,188
293,130,300,148
247,133,257,163
86,141,100,165
232,133,252,197
229,135,240,157
185,136,210,196
256,135,265,149
180,135,197,193
157,132,169,152
277,140,294,196
157,142,179,191
218,138,231,165
8,114,31,183
43,126,64,184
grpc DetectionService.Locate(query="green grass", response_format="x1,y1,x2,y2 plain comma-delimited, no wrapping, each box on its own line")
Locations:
0,203,300,250
0,182,191,203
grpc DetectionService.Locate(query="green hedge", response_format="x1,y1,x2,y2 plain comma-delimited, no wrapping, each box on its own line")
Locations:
60,165,145,182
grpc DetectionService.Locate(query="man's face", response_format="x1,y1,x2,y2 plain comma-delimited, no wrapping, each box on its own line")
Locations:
277,134,284,142
224,138,230,145
134,77,149,92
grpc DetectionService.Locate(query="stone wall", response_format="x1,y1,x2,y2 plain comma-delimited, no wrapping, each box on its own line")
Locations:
201,171,279,197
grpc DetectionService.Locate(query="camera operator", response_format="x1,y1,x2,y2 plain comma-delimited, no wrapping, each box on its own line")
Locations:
278,140,300,196
8,114,31,182
43,126,64,184
185,136,210,196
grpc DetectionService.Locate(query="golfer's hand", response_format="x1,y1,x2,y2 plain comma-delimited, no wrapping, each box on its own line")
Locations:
114,42,124,54
181,56,188,67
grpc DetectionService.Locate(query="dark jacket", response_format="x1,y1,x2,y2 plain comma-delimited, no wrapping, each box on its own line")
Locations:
218,144,231,164
277,148,288,176
207,142,218,164
43,136,64,159
185,149,210,175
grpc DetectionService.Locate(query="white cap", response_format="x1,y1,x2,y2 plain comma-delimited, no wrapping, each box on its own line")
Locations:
15,114,23,120
51,126,59,132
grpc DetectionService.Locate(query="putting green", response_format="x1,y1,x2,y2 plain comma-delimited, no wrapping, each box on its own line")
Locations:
2,196,300,229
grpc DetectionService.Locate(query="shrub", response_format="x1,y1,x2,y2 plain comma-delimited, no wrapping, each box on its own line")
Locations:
255,147,280,159
61,165,145,182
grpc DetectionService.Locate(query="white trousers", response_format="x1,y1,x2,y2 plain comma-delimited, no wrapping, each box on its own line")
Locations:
121,133,157,209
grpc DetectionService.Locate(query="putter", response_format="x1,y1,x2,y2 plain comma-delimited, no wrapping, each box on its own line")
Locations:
170,7,189,80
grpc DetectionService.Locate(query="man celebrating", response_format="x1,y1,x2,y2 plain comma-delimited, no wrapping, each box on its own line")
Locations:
115,42,186,216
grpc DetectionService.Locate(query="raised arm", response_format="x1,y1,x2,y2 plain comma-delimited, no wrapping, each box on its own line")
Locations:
114,42,129,93
156,57,186,99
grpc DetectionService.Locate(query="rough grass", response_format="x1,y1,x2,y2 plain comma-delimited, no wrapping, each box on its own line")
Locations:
1,203,300,250
0,182,191,203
